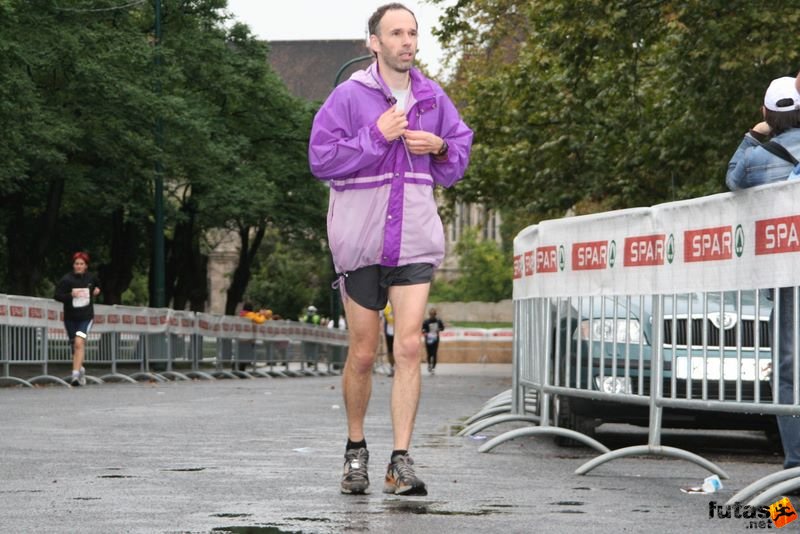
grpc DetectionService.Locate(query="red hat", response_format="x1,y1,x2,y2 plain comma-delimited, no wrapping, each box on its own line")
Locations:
72,251,90,264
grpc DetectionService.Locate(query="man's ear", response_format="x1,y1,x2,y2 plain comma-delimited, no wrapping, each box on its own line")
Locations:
368,34,380,55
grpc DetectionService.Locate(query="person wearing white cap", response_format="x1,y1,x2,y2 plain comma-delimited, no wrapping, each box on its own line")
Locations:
726,76,800,190
726,75,800,479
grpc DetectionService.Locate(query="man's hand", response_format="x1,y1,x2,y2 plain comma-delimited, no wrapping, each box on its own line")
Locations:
403,130,444,155
377,106,408,142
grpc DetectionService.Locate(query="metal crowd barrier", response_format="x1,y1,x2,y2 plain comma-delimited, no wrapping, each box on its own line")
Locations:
466,179,800,502
0,295,349,387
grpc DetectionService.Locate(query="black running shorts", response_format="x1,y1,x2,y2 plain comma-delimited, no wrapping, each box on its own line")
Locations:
343,263,434,311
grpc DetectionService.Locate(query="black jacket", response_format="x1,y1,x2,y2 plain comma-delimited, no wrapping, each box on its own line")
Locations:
54,271,100,322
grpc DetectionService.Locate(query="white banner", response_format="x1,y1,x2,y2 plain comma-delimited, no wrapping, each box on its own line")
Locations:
514,180,800,299
0,298,349,346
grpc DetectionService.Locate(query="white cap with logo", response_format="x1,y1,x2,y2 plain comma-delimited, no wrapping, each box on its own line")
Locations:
764,76,800,112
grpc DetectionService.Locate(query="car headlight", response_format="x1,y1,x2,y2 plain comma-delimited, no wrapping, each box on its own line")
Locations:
594,376,633,394
575,318,641,344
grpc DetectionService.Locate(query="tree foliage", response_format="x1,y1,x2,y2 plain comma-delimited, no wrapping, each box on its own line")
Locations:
0,0,325,314
430,228,511,302
432,0,800,229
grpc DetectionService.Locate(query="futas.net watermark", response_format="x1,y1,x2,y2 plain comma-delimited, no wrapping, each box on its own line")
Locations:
709,497,798,529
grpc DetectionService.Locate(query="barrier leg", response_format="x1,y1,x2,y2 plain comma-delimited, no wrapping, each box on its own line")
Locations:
458,414,541,437
574,444,729,478
479,426,610,454
726,466,800,505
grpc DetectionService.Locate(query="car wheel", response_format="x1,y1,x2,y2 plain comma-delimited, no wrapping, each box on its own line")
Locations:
554,395,599,447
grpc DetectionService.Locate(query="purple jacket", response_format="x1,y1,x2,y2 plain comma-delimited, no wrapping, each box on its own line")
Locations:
309,63,473,275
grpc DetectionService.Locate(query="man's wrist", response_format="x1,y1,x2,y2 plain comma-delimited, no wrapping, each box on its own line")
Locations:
434,139,448,159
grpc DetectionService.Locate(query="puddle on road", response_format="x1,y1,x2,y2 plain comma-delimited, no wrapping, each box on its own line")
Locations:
212,528,303,534
97,475,136,479
211,513,253,518
382,499,507,516
161,467,207,472
553,510,586,514
549,500,586,514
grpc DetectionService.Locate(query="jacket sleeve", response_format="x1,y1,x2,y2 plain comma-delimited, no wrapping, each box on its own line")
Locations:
308,85,391,179
726,133,761,191
54,276,71,303
91,274,101,294
431,93,474,188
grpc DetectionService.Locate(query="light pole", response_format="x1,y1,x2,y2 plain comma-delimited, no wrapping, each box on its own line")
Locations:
153,0,165,308
334,54,372,87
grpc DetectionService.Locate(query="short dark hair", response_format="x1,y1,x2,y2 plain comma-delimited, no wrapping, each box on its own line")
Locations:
765,108,800,136
368,3,417,37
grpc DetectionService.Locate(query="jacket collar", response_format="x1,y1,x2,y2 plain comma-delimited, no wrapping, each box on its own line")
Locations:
350,62,436,104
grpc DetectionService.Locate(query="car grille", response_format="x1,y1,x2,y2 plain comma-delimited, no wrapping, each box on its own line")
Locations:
662,318,771,349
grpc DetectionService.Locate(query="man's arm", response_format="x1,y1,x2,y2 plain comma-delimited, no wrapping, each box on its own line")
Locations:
428,93,473,188
726,132,762,191
309,86,396,179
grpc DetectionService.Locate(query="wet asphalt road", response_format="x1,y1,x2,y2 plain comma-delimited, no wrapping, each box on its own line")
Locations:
0,364,793,533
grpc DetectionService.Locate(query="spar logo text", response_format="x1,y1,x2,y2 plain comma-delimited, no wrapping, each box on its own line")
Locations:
684,226,732,262
572,241,608,270
756,215,800,255
536,246,558,273
513,254,522,280
624,234,665,267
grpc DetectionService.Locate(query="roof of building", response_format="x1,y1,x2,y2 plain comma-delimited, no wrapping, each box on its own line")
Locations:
268,40,373,101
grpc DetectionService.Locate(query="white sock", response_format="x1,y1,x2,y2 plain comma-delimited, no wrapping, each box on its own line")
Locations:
72,370,80,377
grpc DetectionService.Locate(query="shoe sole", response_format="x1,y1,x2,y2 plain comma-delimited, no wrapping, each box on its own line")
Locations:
341,485,370,495
383,483,428,496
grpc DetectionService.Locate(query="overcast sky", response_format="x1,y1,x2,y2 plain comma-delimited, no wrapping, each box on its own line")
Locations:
224,0,453,77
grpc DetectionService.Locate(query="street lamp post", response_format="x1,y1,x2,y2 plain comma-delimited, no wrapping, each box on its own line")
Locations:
153,0,165,308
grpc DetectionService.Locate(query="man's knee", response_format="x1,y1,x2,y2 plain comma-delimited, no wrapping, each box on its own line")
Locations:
346,349,376,374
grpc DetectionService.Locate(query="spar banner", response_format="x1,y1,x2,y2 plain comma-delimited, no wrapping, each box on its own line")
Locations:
513,180,800,299
93,305,170,334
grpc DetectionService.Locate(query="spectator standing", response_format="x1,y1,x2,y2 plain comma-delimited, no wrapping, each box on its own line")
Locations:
54,252,101,386
300,305,321,325
726,75,800,472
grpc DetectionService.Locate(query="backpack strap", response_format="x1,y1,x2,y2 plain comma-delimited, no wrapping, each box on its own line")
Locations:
761,140,799,165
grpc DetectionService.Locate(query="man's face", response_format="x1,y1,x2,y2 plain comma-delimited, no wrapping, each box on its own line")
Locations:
370,9,417,74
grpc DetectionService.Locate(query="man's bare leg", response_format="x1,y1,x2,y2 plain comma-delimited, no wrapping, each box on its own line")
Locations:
387,283,430,450
342,298,380,442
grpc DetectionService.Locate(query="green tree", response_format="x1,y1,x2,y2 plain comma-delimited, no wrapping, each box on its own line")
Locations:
0,0,154,298
0,0,323,314
244,228,332,320
433,0,800,229
431,228,511,302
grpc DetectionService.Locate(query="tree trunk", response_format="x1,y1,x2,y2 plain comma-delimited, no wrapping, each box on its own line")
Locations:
97,208,139,305
4,176,64,295
224,223,266,315
170,206,208,312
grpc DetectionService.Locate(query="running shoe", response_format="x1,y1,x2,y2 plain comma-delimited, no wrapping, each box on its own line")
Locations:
383,453,427,496
341,447,369,494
